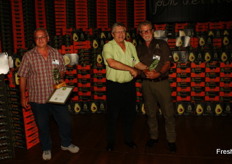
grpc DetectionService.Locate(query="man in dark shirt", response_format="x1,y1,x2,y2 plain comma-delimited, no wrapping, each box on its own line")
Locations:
136,20,176,152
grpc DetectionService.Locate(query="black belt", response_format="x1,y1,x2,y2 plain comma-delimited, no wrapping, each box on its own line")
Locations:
143,77,168,82
107,79,135,84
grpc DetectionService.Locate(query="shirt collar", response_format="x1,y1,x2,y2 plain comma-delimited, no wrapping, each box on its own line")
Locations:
112,39,127,46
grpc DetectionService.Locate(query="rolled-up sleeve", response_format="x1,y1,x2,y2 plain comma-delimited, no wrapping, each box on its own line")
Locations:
17,55,30,78
102,44,114,66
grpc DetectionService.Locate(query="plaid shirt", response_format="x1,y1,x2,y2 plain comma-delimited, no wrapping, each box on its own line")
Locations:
18,46,66,104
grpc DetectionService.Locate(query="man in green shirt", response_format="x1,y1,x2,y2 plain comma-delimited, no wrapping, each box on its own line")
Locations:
102,22,147,151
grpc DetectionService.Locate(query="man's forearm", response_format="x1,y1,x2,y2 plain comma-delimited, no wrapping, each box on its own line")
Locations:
107,58,134,72
159,61,170,74
135,62,148,70
19,77,27,98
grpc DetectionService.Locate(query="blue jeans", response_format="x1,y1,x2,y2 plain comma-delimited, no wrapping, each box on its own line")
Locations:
30,103,72,151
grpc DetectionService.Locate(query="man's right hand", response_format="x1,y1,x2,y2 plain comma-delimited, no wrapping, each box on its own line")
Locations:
129,68,138,78
21,97,31,110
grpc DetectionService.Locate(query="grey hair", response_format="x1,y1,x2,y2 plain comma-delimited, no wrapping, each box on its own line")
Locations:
34,28,49,37
137,20,153,32
111,22,126,33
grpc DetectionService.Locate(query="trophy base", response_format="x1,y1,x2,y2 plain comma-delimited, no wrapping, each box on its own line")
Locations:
54,81,66,89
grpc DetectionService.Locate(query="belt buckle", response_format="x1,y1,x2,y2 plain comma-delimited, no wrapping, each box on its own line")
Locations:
152,77,166,82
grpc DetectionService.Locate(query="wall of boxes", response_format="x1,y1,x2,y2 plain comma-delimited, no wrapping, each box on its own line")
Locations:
164,22,232,117
0,0,231,160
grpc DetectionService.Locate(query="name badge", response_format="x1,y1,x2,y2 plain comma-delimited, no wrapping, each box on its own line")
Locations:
153,55,160,60
52,59,59,65
131,55,136,63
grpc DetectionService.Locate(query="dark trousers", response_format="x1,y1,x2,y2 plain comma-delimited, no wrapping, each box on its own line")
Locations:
30,103,72,151
106,80,137,144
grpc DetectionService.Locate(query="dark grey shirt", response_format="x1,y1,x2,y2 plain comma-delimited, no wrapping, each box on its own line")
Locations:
136,38,172,78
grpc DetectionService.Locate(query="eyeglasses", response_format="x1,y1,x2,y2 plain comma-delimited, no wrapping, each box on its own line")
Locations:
35,35,48,40
113,31,126,34
139,29,152,34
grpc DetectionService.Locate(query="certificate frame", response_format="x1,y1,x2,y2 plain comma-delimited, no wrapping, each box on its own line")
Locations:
48,86,74,104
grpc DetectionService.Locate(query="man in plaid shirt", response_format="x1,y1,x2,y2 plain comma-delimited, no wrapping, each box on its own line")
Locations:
18,28,79,160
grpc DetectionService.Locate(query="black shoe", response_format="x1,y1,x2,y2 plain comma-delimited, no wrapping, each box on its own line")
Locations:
168,142,176,153
146,139,158,147
106,143,114,151
125,141,137,149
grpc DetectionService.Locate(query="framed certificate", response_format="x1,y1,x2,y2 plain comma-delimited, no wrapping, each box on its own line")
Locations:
48,86,74,104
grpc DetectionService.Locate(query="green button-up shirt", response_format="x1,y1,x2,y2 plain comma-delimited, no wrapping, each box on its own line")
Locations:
102,39,140,83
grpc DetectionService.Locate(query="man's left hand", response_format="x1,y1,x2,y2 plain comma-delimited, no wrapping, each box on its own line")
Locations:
144,70,160,79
